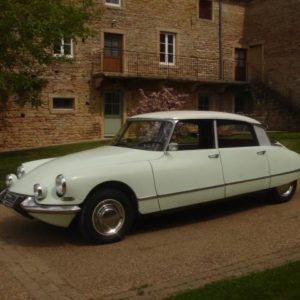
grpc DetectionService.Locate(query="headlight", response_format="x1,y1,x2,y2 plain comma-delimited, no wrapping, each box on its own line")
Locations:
17,165,25,179
5,174,15,187
33,184,47,200
56,174,66,197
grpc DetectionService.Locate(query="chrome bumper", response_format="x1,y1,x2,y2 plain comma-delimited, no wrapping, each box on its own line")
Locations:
0,189,81,215
21,197,81,214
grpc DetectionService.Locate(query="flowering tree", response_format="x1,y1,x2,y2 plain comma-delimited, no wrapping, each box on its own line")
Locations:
129,87,187,116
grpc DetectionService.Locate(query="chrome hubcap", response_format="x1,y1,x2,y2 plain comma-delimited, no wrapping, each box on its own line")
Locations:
276,183,294,197
92,199,125,236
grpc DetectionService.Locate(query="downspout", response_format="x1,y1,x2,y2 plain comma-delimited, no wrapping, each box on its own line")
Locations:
219,0,223,80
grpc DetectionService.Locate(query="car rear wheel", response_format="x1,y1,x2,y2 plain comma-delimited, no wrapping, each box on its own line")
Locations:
79,188,136,244
270,181,297,203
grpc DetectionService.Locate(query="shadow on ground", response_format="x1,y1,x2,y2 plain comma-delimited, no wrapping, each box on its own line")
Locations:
0,191,272,247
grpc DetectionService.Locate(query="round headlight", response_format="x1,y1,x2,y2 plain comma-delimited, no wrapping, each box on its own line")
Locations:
56,174,66,197
6,174,14,187
17,165,25,179
33,184,47,200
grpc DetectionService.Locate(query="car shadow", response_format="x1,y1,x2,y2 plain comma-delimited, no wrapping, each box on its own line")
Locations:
0,191,271,247
131,191,271,235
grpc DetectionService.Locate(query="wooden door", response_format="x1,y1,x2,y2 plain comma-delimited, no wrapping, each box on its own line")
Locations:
235,49,247,81
103,33,123,73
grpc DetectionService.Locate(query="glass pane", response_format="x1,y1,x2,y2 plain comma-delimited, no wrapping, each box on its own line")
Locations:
168,54,174,63
160,53,166,63
160,34,165,43
64,44,71,55
53,98,74,109
113,121,173,151
199,0,212,20
217,121,258,148
198,96,210,110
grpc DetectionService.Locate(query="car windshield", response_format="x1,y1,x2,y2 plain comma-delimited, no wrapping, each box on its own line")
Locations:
113,120,174,151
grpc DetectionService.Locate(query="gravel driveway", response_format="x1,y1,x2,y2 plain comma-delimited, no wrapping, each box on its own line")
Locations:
1,186,300,299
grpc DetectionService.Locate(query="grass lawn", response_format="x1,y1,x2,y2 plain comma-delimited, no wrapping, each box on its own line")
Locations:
167,261,300,300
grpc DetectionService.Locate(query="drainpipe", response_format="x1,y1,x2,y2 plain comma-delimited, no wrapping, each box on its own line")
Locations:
218,0,223,80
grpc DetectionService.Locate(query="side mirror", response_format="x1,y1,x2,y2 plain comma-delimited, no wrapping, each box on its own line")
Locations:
168,143,179,151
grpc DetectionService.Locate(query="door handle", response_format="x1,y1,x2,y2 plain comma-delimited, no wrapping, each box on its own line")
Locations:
257,150,266,155
208,154,220,159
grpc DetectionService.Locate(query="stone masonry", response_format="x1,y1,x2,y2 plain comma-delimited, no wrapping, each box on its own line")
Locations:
0,0,299,151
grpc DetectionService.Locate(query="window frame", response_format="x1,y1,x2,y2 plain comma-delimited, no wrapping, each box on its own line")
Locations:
169,119,216,151
105,0,121,7
50,95,76,114
159,32,176,66
53,38,74,58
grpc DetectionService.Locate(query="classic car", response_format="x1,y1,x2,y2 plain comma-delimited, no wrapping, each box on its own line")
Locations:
1,111,300,244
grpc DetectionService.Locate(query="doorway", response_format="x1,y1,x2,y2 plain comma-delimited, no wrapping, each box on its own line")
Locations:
103,33,123,73
103,91,122,137
235,48,247,81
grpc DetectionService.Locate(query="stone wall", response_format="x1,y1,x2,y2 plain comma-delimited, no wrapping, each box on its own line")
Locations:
244,0,300,118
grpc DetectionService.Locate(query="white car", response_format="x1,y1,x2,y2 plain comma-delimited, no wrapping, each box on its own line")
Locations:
1,111,300,244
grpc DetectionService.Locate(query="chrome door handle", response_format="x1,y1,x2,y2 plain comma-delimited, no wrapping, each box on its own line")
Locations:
257,150,266,155
208,154,220,159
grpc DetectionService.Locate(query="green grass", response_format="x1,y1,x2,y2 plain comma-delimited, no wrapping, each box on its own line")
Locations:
167,261,300,300
268,132,300,153
0,140,110,189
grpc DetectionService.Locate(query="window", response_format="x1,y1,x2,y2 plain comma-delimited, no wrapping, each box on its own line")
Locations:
160,32,176,65
199,0,213,20
52,98,75,110
53,39,73,57
104,92,122,116
105,0,121,7
198,95,211,111
170,120,215,150
217,121,258,148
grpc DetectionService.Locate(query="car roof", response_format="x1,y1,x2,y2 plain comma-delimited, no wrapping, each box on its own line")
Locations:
129,111,261,125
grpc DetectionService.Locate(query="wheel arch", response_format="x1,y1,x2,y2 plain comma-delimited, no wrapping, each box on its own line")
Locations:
83,181,139,212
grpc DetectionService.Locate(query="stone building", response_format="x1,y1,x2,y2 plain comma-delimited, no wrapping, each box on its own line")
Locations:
0,0,299,151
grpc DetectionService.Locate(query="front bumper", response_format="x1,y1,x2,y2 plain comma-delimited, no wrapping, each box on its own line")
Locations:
0,189,81,227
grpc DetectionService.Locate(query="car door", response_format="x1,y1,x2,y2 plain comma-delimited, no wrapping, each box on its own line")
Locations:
217,120,270,198
150,119,225,211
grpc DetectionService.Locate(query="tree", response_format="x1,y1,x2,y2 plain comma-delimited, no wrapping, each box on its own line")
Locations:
0,0,96,107
129,87,187,116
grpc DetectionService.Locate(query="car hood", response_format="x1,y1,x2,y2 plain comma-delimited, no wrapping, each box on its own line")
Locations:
10,146,163,195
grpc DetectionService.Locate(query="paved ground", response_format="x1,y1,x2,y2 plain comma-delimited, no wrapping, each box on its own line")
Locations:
1,186,300,300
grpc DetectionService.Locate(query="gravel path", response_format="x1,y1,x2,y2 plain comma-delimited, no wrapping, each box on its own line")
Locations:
0,186,300,299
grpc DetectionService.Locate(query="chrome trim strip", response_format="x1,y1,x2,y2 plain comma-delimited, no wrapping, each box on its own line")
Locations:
21,197,81,215
138,169,300,202
226,175,270,186
271,169,300,178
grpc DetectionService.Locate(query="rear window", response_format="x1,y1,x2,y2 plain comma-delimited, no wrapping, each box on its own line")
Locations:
217,120,258,148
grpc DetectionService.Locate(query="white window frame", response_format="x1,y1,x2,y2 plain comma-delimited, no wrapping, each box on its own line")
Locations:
160,32,176,66
105,0,121,7
53,38,74,58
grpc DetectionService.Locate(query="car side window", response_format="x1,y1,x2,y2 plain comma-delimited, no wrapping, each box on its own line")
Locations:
217,120,258,148
170,120,215,150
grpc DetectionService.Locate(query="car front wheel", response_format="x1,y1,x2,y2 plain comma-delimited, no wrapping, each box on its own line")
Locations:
79,188,135,244
270,180,297,203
